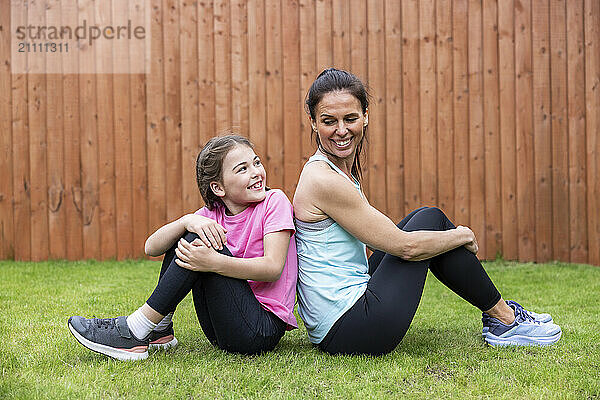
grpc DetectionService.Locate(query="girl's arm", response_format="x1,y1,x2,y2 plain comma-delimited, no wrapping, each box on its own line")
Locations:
299,164,477,261
145,214,227,256
174,230,292,282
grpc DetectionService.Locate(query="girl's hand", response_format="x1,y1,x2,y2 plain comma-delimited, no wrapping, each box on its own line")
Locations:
457,225,479,255
181,214,227,250
174,238,219,272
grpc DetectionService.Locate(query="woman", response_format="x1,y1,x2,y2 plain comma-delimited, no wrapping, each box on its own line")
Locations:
293,68,561,355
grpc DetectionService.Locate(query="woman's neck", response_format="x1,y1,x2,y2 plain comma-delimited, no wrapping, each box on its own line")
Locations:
315,149,354,177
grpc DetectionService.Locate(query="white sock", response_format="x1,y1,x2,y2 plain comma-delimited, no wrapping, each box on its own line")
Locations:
155,312,173,331
126,308,157,339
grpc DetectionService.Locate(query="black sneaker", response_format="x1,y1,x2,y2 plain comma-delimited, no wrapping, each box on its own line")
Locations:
68,316,149,360
148,323,178,350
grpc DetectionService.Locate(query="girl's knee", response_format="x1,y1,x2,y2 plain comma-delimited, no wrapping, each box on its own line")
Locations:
217,331,281,355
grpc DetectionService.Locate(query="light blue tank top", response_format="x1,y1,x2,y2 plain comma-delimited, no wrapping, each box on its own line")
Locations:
295,154,369,344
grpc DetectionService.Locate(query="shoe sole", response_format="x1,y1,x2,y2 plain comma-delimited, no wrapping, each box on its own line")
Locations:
484,330,562,347
68,322,148,361
482,318,554,336
149,336,178,350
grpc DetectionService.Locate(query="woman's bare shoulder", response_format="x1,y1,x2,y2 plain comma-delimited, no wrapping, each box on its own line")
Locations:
294,161,345,221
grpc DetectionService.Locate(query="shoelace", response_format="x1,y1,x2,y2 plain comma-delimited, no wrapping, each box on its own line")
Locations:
92,317,117,330
507,300,538,320
512,303,538,324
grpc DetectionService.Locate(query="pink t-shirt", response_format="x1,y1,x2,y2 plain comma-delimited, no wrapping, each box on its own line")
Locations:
195,189,298,329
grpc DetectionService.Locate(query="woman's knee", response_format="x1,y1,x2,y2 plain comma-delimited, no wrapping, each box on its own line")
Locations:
418,207,454,229
401,206,452,231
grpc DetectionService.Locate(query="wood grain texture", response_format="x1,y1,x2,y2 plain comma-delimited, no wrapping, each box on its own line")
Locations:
498,0,517,259
1,1,598,266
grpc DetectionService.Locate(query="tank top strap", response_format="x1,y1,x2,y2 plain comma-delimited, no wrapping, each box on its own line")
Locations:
307,153,361,191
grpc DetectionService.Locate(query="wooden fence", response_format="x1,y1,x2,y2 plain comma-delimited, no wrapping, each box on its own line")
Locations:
0,0,599,265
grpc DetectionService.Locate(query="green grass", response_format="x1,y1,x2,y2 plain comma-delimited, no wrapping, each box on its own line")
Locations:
1,259,599,399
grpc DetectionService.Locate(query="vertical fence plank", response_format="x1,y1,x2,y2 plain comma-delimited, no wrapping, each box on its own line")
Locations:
214,0,232,134
349,0,368,195
181,0,200,213
332,0,350,70
385,0,403,222
198,0,216,149
567,0,587,263
483,0,501,259
231,0,249,138
78,1,101,259
453,0,469,226
147,0,167,236
265,0,284,189
315,0,332,70
130,0,149,256
419,0,437,209
11,3,31,261
349,0,367,86
62,0,83,260
28,0,49,261
515,0,535,261
164,0,183,221
367,0,386,212
95,2,117,260
0,0,14,259
532,0,552,262
498,0,517,259
468,0,486,257
436,0,454,222
299,0,316,163
45,0,66,259
248,0,267,157
402,0,420,213
550,0,570,261
113,1,133,259
282,0,301,199
585,0,600,266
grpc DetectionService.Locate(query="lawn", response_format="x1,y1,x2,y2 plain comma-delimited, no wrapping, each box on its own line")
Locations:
1,259,599,399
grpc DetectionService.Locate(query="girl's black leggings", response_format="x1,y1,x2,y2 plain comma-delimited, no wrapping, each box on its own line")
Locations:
145,232,286,354
318,207,502,356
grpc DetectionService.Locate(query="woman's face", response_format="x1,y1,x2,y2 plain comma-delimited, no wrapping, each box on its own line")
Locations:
311,90,368,161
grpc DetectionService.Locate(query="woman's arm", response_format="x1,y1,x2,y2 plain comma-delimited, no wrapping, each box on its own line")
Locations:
174,230,292,282
144,214,227,256
302,164,476,261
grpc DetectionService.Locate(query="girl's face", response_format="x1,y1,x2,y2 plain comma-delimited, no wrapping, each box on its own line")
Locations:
211,144,267,215
311,90,368,162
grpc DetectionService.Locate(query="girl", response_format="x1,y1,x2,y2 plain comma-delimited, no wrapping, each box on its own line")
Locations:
68,135,298,360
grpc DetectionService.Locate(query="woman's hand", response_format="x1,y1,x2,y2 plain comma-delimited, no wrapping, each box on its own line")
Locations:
174,237,219,272
181,214,227,250
457,225,478,255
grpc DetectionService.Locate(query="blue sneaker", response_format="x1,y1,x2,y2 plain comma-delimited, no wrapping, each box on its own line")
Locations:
482,303,562,347
505,300,553,324
482,300,554,335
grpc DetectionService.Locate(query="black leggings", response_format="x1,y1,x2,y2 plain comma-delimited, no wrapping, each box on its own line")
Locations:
318,207,502,356
145,232,286,354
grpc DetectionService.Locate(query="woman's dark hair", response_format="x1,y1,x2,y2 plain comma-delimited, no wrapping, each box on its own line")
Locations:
304,68,370,181
196,134,253,210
